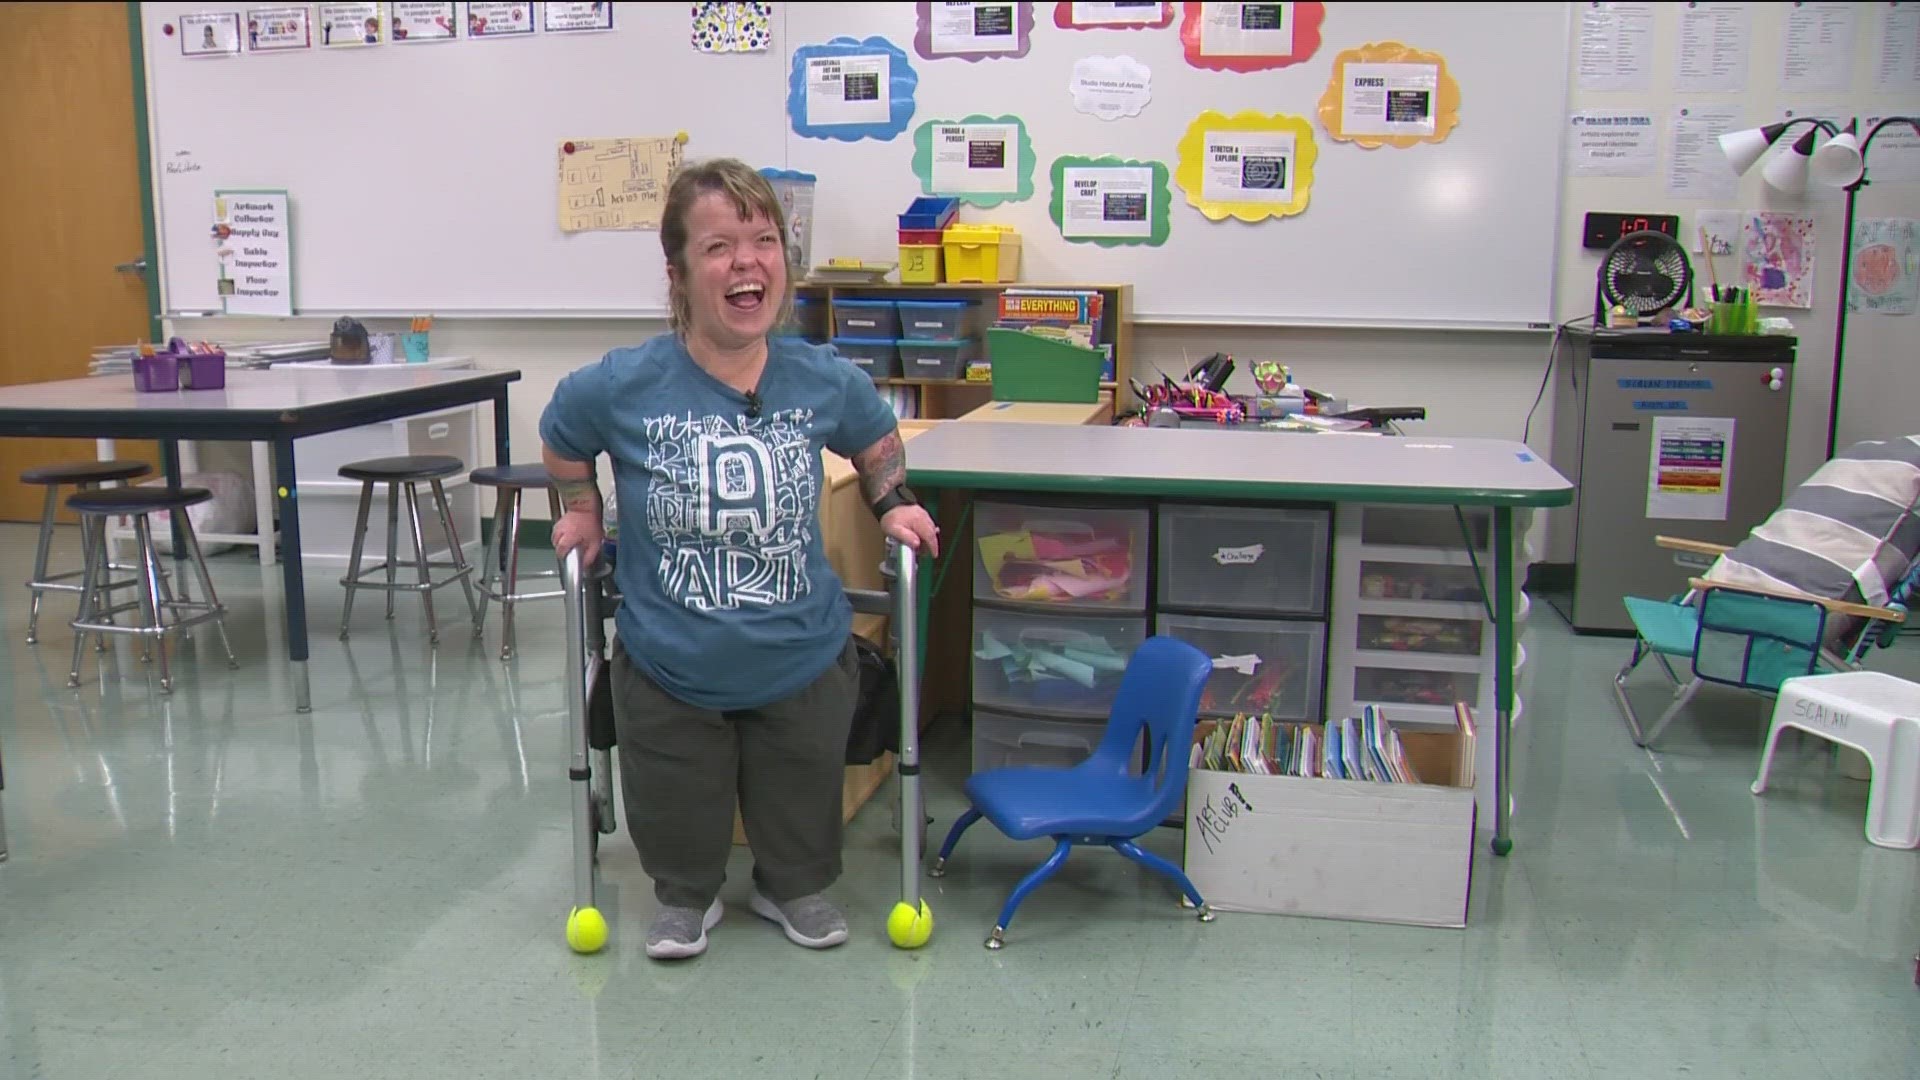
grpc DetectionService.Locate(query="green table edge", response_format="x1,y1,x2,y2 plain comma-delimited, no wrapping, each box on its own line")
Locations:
906,468,1575,508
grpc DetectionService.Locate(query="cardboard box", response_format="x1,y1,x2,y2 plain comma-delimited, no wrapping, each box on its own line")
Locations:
1182,721,1477,927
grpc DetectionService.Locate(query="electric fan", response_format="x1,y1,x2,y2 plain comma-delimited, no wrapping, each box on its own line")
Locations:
1593,230,1693,325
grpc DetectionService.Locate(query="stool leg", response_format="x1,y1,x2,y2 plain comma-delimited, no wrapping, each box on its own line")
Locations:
132,515,172,692
181,517,239,670
384,483,402,621
403,482,439,643
25,484,60,644
1751,720,1794,796
473,487,505,639
500,488,523,661
339,481,375,640
67,514,106,688
429,478,481,624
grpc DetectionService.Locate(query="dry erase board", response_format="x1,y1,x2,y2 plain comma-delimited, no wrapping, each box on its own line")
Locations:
141,2,1572,329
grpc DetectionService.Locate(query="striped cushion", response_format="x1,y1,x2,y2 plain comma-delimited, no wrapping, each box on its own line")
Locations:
1704,436,1920,611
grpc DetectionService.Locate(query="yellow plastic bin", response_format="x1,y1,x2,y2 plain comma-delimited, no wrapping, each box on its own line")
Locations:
942,224,1022,284
899,244,944,284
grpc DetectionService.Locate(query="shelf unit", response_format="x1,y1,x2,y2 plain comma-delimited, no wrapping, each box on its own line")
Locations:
793,280,1133,421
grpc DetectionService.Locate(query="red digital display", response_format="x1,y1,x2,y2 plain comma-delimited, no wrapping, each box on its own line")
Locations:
1583,211,1681,249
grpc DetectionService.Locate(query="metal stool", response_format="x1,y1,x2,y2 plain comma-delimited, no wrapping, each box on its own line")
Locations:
470,464,564,661
338,454,479,644
20,459,153,644
66,486,237,692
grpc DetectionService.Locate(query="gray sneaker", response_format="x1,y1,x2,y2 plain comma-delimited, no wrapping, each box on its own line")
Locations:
749,890,849,949
645,898,723,960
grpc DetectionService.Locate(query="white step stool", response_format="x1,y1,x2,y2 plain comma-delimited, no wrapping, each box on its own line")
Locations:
1752,671,1920,849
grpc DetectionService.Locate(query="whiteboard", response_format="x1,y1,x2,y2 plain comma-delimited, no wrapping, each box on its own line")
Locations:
142,2,1571,329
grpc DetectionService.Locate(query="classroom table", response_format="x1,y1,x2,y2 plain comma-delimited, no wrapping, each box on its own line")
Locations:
0,366,520,714
901,421,1574,856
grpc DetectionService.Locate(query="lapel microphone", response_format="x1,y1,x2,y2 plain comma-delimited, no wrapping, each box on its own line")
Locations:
744,389,762,418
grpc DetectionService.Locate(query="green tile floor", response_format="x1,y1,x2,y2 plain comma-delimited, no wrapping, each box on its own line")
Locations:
1,524,1915,1079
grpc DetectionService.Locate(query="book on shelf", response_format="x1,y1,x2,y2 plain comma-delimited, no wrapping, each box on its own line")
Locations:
1192,704,1481,786
992,288,1114,382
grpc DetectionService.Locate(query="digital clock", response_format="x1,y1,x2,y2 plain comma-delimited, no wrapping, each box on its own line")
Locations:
1583,212,1681,249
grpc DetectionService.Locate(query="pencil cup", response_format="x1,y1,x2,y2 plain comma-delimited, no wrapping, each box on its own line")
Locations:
400,331,430,363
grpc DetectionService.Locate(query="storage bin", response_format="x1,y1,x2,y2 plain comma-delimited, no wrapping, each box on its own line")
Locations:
1155,613,1326,721
985,327,1104,404
1157,505,1331,617
898,196,961,232
973,500,1149,611
1361,506,1491,551
896,299,984,341
1356,614,1485,658
833,337,900,380
899,244,943,284
972,608,1147,720
831,298,900,339
971,709,1105,775
942,223,1022,283
1352,666,1480,711
897,338,979,381
1357,560,1486,604
780,296,830,344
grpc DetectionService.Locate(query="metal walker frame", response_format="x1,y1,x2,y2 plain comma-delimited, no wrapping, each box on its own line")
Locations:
559,544,928,951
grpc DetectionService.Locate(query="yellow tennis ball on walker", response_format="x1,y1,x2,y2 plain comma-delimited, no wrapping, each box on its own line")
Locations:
886,900,933,949
566,906,608,954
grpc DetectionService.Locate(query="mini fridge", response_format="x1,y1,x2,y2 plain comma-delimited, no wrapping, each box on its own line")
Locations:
1545,328,1796,634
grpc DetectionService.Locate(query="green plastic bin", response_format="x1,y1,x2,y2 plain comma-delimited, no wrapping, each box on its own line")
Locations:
985,327,1104,404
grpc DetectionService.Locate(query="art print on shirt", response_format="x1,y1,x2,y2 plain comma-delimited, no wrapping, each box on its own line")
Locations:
642,408,819,612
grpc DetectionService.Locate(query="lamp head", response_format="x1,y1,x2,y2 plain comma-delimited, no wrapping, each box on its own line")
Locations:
1760,126,1818,195
1719,122,1786,175
1810,119,1864,188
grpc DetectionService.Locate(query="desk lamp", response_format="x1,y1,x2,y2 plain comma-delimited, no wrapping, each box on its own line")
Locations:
1718,114,1919,458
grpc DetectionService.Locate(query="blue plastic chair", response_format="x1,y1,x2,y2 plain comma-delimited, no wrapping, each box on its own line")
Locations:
930,635,1218,949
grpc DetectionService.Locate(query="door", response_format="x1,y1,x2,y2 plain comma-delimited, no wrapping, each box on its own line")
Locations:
0,3,157,523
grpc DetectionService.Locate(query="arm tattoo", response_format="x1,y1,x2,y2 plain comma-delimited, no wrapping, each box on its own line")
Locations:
852,430,907,506
554,477,601,515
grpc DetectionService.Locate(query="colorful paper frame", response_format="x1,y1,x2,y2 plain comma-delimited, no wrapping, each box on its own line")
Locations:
1179,2,1324,72
1174,110,1316,222
915,2,1034,61
1317,41,1461,149
912,115,1036,207
787,36,920,142
1049,155,1172,247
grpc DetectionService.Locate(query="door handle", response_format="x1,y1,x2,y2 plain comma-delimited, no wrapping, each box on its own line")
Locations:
115,256,150,274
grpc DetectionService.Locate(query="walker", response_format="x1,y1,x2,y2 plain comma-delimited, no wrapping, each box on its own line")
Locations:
558,545,932,952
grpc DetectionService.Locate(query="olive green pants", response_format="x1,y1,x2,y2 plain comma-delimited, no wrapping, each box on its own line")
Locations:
610,639,859,909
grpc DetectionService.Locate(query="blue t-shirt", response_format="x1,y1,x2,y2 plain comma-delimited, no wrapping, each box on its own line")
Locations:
539,333,898,711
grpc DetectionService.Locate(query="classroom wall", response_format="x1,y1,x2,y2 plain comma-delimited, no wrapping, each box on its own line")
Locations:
164,2,1918,566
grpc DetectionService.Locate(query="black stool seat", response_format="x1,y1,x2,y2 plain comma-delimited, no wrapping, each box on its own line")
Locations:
339,455,465,482
67,486,211,514
471,464,557,489
22,460,153,485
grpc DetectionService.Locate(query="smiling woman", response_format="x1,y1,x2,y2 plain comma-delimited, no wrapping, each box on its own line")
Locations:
537,157,939,962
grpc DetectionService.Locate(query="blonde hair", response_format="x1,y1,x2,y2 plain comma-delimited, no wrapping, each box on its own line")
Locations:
661,158,794,336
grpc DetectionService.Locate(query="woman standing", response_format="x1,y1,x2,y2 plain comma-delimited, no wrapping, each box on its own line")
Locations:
541,158,939,959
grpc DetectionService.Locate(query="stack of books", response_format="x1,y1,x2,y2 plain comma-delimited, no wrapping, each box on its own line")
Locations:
983,287,1112,383
1193,705,1454,785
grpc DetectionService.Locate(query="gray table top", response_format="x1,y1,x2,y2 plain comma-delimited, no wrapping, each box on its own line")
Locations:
0,366,511,415
905,421,1573,507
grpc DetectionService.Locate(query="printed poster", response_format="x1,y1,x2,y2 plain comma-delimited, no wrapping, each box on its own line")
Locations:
1742,212,1816,309
1673,2,1750,92
1578,2,1654,91
805,54,891,127
545,1,614,33
558,136,685,233
1198,2,1294,57
1339,62,1438,139
1647,417,1734,522
389,2,456,41
1848,218,1918,316
1666,104,1745,199
181,12,242,56
691,2,772,53
926,2,1023,56
317,2,381,46
1568,111,1657,177
1781,2,1855,91
212,190,293,317
245,8,311,52
1067,2,1167,27
1876,3,1920,91
1202,130,1293,203
931,123,1018,194
1071,55,1152,120
468,1,534,37
1061,166,1153,239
